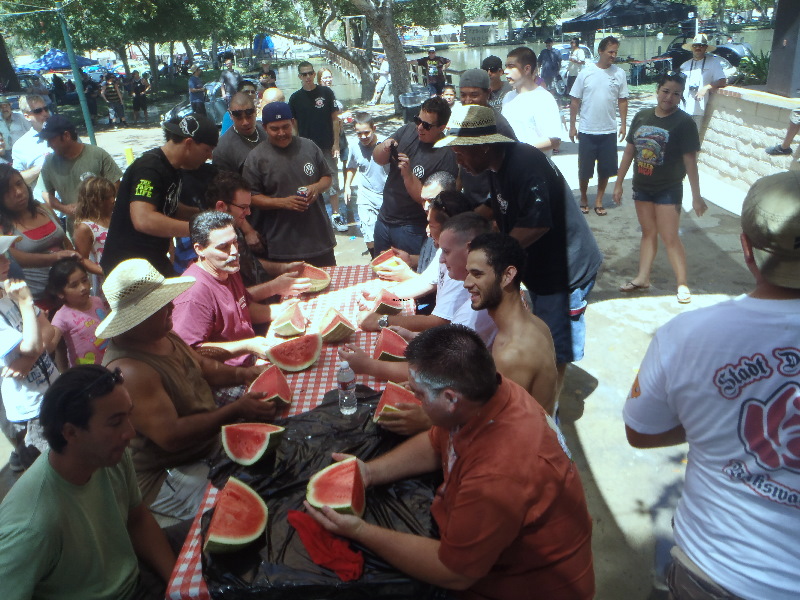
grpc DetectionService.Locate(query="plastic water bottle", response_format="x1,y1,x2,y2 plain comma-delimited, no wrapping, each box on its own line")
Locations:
337,361,357,415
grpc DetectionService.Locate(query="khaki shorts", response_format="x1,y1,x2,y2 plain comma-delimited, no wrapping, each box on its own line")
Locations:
790,108,800,126
667,546,745,600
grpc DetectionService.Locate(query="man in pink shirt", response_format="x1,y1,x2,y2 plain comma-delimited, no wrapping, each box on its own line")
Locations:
172,211,272,366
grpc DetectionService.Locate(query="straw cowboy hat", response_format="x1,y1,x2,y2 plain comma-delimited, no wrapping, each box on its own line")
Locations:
682,34,717,52
434,104,514,148
96,258,195,338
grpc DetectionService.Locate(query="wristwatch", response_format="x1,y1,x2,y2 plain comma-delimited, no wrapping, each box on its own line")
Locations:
377,315,389,329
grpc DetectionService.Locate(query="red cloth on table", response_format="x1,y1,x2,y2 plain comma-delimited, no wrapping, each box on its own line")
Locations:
287,509,364,581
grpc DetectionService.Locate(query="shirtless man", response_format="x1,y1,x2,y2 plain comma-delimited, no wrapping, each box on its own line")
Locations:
465,233,558,415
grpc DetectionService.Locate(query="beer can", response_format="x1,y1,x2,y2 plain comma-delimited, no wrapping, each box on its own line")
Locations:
297,187,309,202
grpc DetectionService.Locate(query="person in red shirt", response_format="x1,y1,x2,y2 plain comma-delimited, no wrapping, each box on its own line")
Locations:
306,324,594,600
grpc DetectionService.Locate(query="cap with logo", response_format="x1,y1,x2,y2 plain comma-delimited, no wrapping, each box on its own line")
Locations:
36,114,77,140
741,171,800,289
480,55,503,72
162,114,218,147
262,101,293,124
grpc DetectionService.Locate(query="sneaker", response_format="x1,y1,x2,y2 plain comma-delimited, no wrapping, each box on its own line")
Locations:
331,213,349,232
766,144,792,156
8,451,24,473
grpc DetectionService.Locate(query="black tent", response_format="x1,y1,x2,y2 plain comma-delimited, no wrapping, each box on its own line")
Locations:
562,0,697,32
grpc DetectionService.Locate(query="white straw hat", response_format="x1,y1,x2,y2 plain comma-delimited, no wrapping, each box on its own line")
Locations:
682,34,716,52
434,104,514,148
96,258,195,338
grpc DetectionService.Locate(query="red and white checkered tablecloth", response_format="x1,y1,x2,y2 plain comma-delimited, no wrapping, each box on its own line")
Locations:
167,264,413,600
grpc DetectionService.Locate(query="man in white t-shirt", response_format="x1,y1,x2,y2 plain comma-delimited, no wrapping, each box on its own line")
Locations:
679,34,726,130
569,36,628,216
502,46,561,154
623,171,800,600
11,95,52,203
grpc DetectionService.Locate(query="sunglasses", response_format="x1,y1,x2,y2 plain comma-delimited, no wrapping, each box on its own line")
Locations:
692,44,707,48
230,108,256,118
30,107,49,115
300,71,315,77
430,196,451,216
487,67,502,73
413,116,435,131
78,367,124,401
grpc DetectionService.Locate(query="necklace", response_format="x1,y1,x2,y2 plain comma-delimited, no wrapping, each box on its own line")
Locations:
234,125,260,144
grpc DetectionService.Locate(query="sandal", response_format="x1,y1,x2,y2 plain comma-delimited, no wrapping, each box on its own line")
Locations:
580,203,589,215
677,286,692,304
594,206,607,216
619,281,650,293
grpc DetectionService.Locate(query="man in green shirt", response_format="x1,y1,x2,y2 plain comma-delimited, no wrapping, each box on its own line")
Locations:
0,365,176,600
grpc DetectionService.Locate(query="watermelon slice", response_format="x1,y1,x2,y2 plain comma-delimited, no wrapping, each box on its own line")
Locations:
373,382,423,423
267,333,322,372
306,456,365,517
373,327,408,361
373,289,403,315
370,248,404,273
221,422,286,465
302,264,331,293
272,303,306,337
204,477,268,553
319,307,356,343
247,365,292,405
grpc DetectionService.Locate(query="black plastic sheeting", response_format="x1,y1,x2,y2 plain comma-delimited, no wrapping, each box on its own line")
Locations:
562,0,696,32
202,385,447,600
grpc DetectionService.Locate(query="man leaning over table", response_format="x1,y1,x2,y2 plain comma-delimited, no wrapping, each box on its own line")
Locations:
307,324,595,600
0,365,177,600
99,258,277,525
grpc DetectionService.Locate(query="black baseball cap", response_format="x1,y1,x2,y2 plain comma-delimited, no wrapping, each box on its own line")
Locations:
481,56,503,71
37,114,76,140
162,114,219,147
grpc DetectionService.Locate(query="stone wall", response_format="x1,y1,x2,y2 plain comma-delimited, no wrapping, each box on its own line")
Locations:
698,87,798,208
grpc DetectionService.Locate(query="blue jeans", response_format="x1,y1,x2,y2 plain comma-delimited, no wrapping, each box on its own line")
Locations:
373,219,427,256
528,277,596,364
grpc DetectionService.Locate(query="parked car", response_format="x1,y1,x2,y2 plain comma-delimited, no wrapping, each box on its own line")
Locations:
83,65,108,83
161,81,227,126
653,36,754,84
549,43,595,95
2,72,55,109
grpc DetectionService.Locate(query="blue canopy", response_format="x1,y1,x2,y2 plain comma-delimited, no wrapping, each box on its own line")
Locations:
18,49,98,71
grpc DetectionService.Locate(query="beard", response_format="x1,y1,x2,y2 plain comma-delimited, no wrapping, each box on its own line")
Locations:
472,280,503,311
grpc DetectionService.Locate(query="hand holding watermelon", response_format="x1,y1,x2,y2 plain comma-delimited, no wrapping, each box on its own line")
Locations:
386,326,416,342
375,259,414,282
376,403,432,436
270,271,312,297
338,343,372,374
303,501,366,540
233,390,279,421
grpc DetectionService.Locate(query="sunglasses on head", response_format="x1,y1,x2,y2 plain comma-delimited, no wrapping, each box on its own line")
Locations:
230,108,256,118
78,367,124,401
30,107,49,115
413,115,435,131
430,196,451,216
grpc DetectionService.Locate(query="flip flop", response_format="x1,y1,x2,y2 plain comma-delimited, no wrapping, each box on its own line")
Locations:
677,286,692,304
580,204,589,215
619,281,650,293
594,206,607,216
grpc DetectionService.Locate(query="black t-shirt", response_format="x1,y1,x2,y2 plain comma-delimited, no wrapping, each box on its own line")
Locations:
288,85,338,151
378,122,459,226
416,56,449,84
490,143,603,294
101,148,183,277
212,124,266,174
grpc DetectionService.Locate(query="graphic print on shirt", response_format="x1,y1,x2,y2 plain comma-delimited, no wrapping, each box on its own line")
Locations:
634,125,668,176
314,96,325,109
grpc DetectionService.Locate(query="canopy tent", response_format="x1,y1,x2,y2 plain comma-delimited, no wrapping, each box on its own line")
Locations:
17,49,98,71
562,0,696,32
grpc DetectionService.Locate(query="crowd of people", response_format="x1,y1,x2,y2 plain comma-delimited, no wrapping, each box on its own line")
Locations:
0,34,797,600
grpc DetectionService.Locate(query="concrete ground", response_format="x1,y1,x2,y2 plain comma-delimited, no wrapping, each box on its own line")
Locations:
0,92,765,598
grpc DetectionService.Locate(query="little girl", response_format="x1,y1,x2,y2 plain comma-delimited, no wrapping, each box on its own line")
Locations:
73,175,115,296
46,257,109,369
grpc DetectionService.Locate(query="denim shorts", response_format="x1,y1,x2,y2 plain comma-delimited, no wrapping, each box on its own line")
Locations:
578,132,619,180
633,184,683,206
528,277,596,364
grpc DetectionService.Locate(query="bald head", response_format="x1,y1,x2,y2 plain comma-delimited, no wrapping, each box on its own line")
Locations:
262,87,285,104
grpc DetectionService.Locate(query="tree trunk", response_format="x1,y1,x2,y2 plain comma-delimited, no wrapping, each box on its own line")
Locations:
147,40,159,91
353,0,410,114
211,33,220,70
0,33,20,91
168,41,175,81
115,47,130,76
182,40,193,59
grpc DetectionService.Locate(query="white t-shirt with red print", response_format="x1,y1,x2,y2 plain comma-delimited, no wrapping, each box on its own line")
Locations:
624,294,800,600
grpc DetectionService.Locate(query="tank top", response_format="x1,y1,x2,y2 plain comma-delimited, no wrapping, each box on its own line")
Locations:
84,221,108,296
103,332,219,504
104,80,121,103
11,209,66,300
